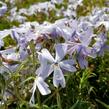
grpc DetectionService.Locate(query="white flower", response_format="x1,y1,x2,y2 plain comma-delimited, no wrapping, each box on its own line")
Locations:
30,77,51,104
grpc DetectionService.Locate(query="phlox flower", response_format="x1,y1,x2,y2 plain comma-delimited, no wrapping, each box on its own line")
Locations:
37,43,76,88
30,43,76,104
29,76,51,104
93,32,109,56
67,26,96,68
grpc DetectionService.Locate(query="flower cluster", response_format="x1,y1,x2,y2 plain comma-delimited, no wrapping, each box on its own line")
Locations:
0,0,109,106
1,0,84,23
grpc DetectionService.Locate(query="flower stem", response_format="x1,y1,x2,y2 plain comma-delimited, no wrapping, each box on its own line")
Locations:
36,88,42,109
56,88,62,109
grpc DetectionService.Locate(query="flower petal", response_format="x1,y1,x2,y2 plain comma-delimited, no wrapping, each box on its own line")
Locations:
0,30,11,39
83,47,97,58
36,77,51,95
36,64,53,79
38,48,55,63
59,59,76,72
38,53,47,65
30,77,51,104
55,43,68,61
53,66,65,88
79,27,93,46
37,54,54,79
77,55,88,69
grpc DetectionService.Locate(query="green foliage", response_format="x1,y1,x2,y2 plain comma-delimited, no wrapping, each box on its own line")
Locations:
0,18,12,30
0,73,6,96
76,0,106,17
3,35,17,48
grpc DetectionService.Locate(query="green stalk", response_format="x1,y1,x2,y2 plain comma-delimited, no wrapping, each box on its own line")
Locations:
96,99,109,109
29,41,37,68
29,41,42,108
36,88,42,109
43,87,62,104
56,88,62,109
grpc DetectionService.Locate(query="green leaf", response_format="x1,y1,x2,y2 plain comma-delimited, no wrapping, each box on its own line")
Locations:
20,76,35,86
0,73,6,96
96,99,109,109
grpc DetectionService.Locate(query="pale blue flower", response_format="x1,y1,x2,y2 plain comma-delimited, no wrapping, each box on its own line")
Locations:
37,43,76,88
67,27,96,68
93,32,108,56
30,77,51,104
